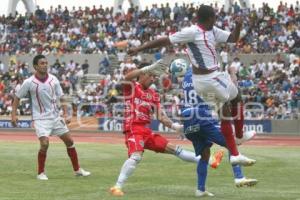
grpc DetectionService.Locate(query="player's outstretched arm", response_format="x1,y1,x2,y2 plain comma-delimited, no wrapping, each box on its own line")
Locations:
128,37,171,56
157,109,183,133
11,96,20,127
227,16,243,43
124,68,144,81
124,59,168,81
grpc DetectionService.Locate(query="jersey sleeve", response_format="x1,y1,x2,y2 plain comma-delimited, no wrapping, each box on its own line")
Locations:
15,80,30,98
213,26,231,43
169,26,197,44
54,77,64,98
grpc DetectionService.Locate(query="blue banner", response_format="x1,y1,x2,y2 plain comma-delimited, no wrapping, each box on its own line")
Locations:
98,118,271,133
243,120,271,133
0,118,271,133
0,120,32,128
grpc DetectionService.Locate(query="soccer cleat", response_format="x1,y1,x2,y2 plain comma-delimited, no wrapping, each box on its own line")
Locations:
195,190,214,197
75,168,91,177
236,130,256,145
210,149,225,169
110,186,124,196
37,172,48,180
235,177,258,187
230,154,256,166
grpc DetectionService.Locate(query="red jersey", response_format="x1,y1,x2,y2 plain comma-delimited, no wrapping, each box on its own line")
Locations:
123,81,160,133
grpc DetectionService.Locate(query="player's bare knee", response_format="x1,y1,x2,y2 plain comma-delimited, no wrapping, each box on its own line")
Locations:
39,136,49,147
60,134,74,147
201,148,210,161
130,152,142,164
40,146,48,152
65,140,74,148
163,143,177,154
39,141,49,151
221,103,232,118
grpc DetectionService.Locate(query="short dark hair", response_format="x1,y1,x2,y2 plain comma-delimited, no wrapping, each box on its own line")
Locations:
197,5,215,23
33,54,46,66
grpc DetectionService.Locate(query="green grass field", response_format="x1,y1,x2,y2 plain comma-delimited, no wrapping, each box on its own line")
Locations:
0,142,299,200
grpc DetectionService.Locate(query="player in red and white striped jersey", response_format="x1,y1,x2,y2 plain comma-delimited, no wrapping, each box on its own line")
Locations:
11,55,90,180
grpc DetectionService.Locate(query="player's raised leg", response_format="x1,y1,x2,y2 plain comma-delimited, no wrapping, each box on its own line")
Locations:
230,94,256,145
221,103,256,166
163,136,223,168
165,143,200,163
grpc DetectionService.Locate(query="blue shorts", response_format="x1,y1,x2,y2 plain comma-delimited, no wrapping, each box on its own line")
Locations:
185,132,213,156
182,107,227,156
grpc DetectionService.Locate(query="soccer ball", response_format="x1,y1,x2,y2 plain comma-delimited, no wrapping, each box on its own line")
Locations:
169,58,189,77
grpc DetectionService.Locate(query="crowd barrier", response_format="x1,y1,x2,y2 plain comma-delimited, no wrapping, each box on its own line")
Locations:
0,53,289,73
1,118,299,136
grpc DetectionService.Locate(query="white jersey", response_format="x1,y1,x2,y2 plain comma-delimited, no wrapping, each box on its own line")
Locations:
16,74,63,120
169,25,230,71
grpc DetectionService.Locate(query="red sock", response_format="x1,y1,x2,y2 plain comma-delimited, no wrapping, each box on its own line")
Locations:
221,120,239,156
231,103,244,139
67,147,80,171
38,150,47,174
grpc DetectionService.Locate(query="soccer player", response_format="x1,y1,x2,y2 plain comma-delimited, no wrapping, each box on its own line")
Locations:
109,60,223,197
11,55,90,180
128,5,255,166
181,67,257,197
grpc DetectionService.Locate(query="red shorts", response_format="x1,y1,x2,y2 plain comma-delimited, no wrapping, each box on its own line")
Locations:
125,126,168,157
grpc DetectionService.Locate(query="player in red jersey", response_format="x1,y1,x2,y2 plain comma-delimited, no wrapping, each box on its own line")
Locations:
110,60,223,196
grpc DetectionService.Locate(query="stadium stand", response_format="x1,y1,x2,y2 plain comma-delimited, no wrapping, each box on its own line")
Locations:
0,2,299,119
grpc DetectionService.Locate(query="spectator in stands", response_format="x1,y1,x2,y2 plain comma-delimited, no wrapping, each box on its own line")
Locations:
0,2,299,120
240,76,254,88
220,46,229,71
81,59,89,74
99,56,110,74
0,80,5,93
0,61,5,73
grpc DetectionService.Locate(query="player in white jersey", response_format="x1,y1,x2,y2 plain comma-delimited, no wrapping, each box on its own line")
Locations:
128,5,256,166
11,55,90,180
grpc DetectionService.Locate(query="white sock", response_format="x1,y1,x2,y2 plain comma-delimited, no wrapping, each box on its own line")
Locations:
208,157,213,165
115,156,140,188
175,146,200,163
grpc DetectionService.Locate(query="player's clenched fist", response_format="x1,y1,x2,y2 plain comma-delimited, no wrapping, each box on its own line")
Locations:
171,122,184,133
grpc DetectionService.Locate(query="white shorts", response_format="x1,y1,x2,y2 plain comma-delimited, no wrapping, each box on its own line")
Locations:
192,71,238,109
34,117,69,138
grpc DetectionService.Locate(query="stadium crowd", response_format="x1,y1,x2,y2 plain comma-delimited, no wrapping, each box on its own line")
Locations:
0,1,299,55
0,1,299,119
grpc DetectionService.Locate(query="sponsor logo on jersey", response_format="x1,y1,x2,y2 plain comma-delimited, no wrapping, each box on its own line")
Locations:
182,82,193,89
134,98,151,107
